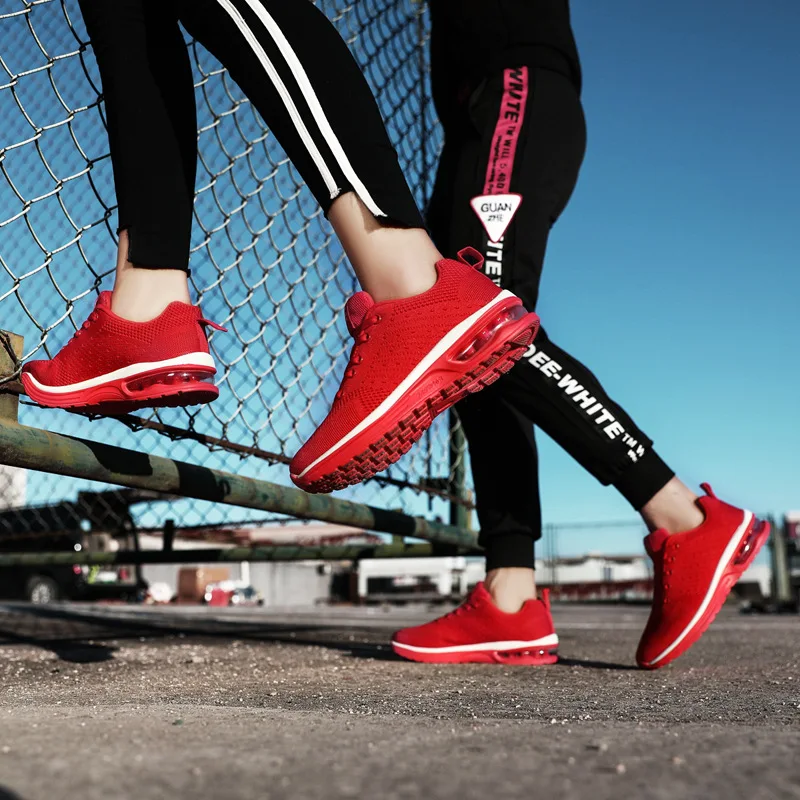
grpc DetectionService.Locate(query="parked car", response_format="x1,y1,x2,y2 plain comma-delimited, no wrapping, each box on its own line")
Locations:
0,563,145,604
0,532,145,604
0,563,83,603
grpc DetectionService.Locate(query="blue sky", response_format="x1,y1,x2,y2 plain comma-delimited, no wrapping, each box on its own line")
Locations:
2,0,798,557
532,0,800,550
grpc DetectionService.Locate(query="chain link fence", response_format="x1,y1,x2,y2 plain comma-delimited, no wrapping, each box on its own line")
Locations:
0,0,471,542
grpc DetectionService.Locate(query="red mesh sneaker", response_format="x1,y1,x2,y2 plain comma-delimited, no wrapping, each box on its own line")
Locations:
289,248,539,492
637,484,771,670
391,582,558,665
21,292,223,414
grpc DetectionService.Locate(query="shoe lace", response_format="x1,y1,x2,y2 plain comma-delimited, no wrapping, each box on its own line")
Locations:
64,310,100,350
437,598,477,623
336,314,382,397
659,543,679,605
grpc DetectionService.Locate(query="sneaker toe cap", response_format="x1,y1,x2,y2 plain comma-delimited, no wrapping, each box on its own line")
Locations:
20,359,53,385
288,444,315,488
635,640,659,669
391,627,416,646
635,616,675,669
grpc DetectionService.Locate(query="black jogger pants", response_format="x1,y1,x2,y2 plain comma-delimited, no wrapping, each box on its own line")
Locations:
427,66,675,570
78,0,424,271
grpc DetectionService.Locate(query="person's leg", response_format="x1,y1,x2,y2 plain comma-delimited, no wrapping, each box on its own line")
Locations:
21,0,220,413
78,0,197,320
85,0,434,307
178,0,439,302
391,69,564,665
456,68,700,582
176,0,540,492
428,128,538,613
638,478,705,533
398,63,769,668
506,327,680,511
459,68,768,670
489,321,771,671
423,69,552,616
392,398,558,665
463,71,692,587
326,193,439,302
437,66,585,615
455,395,540,612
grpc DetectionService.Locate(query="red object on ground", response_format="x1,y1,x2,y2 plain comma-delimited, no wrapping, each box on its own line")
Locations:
391,582,558,665
636,484,771,670
290,249,539,492
21,292,222,414
207,587,233,607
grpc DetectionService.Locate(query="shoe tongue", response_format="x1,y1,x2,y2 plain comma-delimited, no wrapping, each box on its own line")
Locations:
96,291,113,310
470,582,491,603
344,291,375,336
644,528,671,557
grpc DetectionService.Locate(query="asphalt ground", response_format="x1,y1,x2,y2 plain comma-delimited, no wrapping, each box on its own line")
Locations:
0,601,797,800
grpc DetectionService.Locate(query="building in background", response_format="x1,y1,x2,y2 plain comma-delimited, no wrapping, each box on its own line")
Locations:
137,518,778,607
0,465,26,510
355,554,654,604
139,522,380,607
353,552,773,605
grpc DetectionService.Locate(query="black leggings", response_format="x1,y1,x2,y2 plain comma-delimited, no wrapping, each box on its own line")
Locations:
427,67,675,570
77,0,423,270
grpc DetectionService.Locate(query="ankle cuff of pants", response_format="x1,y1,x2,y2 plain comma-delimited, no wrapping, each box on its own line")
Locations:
613,448,675,512
483,532,536,572
123,226,191,272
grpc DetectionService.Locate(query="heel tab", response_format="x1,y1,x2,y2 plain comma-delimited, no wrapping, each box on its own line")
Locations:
540,588,551,612
200,317,227,333
456,246,484,271
699,482,717,499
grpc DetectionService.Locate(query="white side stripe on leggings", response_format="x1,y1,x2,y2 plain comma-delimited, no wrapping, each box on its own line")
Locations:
239,0,385,217
214,0,340,200
215,0,386,217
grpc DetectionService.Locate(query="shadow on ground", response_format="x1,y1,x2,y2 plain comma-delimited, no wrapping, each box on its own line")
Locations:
0,603,634,670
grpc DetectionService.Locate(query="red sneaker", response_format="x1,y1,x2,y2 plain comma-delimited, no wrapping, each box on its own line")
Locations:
289,249,539,492
637,484,771,670
21,292,223,414
391,583,559,665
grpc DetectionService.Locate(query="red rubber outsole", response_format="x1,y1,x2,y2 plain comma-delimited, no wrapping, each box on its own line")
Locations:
21,367,218,416
638,517,771,670
295,310,538,493
391,642,559,666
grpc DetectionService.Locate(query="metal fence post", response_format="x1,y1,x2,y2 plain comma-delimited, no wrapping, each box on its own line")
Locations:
0,331,24,422
416,0,428,206
448,413,468,529
770,515,792,604
163,519,175,552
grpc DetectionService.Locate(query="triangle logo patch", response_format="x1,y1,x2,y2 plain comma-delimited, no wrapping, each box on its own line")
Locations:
470,193,523,242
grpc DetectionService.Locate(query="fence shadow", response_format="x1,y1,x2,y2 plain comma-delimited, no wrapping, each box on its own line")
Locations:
0,603,638,669
0,603,401,663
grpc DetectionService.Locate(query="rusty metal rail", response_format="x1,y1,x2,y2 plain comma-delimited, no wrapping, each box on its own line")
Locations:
0,540,464,567
0,416,479,555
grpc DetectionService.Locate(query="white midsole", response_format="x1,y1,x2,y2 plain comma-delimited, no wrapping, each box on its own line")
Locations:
24,352,216,395
645,509,754,666
391,633,559,655
295,290,519,479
